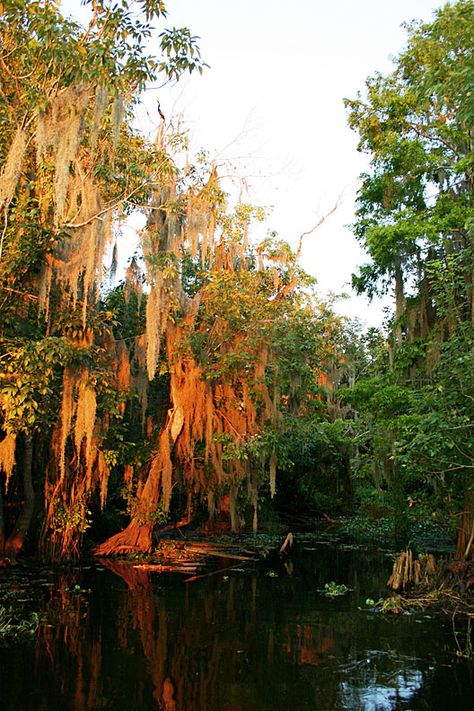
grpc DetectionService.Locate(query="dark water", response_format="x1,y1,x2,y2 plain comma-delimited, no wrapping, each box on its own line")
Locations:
0,532,473,711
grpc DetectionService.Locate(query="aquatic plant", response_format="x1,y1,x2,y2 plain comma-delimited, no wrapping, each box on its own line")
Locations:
0,607,39,642
321,581,352,597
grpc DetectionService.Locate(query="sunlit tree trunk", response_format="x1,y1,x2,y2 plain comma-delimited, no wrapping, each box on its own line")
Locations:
0,485,5,552
95,409,183,555
94,469,160,555
5,435,35,555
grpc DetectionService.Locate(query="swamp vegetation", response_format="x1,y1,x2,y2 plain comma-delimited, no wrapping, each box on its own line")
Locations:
0,0,473,706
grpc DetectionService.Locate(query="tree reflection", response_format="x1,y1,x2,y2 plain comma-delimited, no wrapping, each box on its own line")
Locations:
1,545,469,710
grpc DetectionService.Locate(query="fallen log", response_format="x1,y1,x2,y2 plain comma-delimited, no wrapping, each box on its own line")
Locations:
133,564,200,574
183,545,257,562
174,540,264,556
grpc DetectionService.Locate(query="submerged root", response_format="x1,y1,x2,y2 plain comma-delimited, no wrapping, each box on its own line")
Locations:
382,550,474,617
387,549,474,595
387,550,437,591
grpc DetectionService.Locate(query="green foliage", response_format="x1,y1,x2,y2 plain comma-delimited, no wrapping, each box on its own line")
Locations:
0,607,39,642
213,431,276,463
375,596,405,615
64,583,92,595
274,417,352,515
121,482,169,526
346,0,474,304
52,498,92,535
340,515,394,541
343,1,474,544
159,26,209,80
5,0,471,557
0,0,207,94
0,337,72,435
0,0,211,556
321,581,352,597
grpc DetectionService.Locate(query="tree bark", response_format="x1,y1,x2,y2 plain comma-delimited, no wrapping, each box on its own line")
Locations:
455,488,474,560
5,435,35,556
95,407,184,556
95,518,153,556
94,455,160,555
383,450,409,545
394,262,405,349
0,483,5,553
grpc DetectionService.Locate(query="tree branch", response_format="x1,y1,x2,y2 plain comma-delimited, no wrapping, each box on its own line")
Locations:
268,202,339,303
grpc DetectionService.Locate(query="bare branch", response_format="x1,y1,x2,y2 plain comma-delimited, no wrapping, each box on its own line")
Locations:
294,202,339,263
268,202,340,303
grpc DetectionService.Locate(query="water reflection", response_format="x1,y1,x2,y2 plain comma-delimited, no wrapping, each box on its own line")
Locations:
339,658,424,710
0,541,472,710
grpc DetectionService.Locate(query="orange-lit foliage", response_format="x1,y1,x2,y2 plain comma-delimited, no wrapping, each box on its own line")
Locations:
0,45,337,557
97,177,338,554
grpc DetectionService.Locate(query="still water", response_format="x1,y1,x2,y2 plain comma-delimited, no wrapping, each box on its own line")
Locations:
0,532,472,710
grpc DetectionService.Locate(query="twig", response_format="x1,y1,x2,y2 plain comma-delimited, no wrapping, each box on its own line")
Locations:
0,286,38,301
294,203,339,263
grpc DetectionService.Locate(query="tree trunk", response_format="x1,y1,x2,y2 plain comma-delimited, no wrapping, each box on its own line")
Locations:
95,519,153,556
394,262,405,349
455,488,474,560
383,451,409,545
94,453,161,555
95,408,184,556
5,436,34,556
0,483,5,553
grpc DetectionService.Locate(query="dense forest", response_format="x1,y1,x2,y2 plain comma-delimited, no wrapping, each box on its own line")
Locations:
0,0,472,575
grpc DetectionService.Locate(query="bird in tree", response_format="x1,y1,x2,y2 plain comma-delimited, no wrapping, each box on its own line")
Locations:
157,101,165,121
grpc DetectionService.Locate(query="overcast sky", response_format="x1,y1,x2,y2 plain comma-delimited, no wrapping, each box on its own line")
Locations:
61,0,445,327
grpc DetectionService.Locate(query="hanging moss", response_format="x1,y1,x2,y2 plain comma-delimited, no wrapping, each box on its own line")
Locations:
0,127,27,213
0,434,16,491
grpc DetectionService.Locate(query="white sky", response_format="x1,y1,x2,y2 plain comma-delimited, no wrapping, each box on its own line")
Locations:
61,0,444,326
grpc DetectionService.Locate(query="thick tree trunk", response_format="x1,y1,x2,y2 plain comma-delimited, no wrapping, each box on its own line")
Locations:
94,455,160,555
95,455,159,553
95,519,153,555
5,436,34,556
0,484,5,552
95,408,184,556
455,488,474,560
